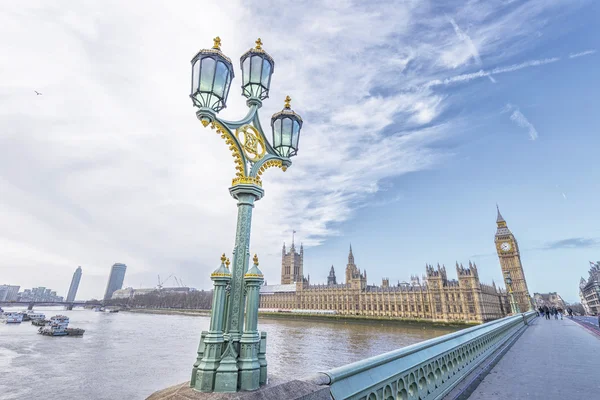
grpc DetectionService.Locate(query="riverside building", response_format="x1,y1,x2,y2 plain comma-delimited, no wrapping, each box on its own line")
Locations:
103,263,127,301
66,266,82,302
0,285,20,301
260,248,508,323
580,261,600,315
259,211,530,323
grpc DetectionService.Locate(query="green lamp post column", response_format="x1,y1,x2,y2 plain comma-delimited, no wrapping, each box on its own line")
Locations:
504,272,520,314
189,36,303,393
239,254,265,390
225,186,264,342
193,254,231,392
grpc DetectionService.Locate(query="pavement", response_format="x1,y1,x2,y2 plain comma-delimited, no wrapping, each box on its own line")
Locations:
468,315,600,400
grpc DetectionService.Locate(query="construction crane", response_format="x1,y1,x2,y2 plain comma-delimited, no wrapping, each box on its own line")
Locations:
173,276,187,288
157,274,173,290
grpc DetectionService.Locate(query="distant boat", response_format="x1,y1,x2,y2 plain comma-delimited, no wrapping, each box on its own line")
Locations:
22,311,45,322
32,319,49,327
93,307,105,312
1,312,24,324
38,315,85,337
108,309,119,313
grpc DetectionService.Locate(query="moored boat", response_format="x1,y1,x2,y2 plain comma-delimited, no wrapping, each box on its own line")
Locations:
23,311,45,322
32,319,49,326
38,315,69,336
1,312,24,324
38,315,85,336
65,328,85,336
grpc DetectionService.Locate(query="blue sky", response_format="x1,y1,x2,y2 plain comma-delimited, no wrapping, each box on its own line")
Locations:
0,0,598,302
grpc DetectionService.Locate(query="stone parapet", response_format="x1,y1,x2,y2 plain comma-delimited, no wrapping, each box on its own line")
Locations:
146,379,330,400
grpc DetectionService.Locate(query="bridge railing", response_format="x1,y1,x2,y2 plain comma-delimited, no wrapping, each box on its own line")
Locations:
306,311,536,400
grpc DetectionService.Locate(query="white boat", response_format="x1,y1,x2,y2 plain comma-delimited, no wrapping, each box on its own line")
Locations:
1,312,24,324
38,315,69,336
25,311,46,321
38,315,84,336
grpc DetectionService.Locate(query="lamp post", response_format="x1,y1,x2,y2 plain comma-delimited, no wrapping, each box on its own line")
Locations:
189,37,303,393
504,271,520,314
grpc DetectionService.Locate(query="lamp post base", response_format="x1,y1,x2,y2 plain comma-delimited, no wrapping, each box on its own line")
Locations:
147,378,330,400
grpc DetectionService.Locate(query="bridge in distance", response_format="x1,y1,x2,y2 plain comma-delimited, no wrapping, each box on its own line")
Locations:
0,300,104,310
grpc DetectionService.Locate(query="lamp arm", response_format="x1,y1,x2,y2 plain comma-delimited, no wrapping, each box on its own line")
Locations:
218,104,259,129
250,154,292,178
252,112,279,156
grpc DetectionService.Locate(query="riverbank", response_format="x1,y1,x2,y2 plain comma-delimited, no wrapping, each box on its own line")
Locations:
126,308,211,317
125,308,475,328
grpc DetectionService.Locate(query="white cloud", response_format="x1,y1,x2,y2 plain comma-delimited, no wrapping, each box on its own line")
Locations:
503,104,539,140
424,57,560,89
446,17,483,67
569,49,596,58
0,0,586,297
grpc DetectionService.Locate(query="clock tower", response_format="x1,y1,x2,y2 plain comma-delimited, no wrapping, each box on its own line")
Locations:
495,206,531,312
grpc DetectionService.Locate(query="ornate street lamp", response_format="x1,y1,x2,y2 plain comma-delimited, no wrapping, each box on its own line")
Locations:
189,37,303,393
504,271,520,314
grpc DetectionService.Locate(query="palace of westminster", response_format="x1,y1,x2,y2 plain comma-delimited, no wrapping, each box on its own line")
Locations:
259,208,533,323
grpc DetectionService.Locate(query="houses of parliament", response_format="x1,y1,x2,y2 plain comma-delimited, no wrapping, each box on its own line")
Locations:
259,208,533,323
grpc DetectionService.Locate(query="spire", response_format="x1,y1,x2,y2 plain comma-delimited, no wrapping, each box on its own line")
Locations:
496,204,506,224
348,243,355,265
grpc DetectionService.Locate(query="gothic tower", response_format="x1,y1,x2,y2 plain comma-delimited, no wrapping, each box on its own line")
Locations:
281,240,304,284
494,206,531,312
327,265,337,286
345,244,357,284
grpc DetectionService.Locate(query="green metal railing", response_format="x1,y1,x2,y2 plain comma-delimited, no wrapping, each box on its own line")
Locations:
307,312,536,400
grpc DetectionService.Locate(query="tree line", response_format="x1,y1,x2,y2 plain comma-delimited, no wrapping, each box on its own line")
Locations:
105,290,213,310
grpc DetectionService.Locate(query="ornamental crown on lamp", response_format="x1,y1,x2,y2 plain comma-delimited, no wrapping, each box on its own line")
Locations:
190,37,235,112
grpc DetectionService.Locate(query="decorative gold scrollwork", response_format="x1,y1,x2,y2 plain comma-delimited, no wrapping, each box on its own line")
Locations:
231,176,262,187
210,121,245,178
236,125,266,163
257,159,286,178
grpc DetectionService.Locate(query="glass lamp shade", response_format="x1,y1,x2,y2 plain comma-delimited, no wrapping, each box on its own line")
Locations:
271,96,302,158
240,39,275,100
190,39,234,112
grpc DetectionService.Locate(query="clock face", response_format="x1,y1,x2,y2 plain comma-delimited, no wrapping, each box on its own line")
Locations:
501,242,512,251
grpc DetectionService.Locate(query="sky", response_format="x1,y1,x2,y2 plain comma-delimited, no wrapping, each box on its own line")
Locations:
0,0,598,303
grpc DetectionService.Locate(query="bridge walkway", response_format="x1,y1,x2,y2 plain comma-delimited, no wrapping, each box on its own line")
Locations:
468,316,600,399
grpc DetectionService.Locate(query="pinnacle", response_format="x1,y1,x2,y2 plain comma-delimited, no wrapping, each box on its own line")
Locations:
496,204,506,223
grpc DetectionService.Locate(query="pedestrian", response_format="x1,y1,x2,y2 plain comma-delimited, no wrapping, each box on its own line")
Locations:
567,307,573,318
557,308,563,320
552,306,558,319
544,305,550,319
538,306,544,317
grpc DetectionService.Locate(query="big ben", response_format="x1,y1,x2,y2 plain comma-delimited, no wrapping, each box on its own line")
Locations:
495,206,532,312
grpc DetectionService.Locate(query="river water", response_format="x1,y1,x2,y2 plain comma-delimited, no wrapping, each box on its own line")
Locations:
0,306,459,399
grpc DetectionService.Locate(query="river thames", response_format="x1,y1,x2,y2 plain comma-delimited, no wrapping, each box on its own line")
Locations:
0,306,460,399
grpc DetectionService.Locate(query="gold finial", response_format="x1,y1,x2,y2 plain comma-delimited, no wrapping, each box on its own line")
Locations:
284,95,291,109
225,258,231,268
213,36,221,50
220,253,226,263
253,254,259,265
255,38,263,50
